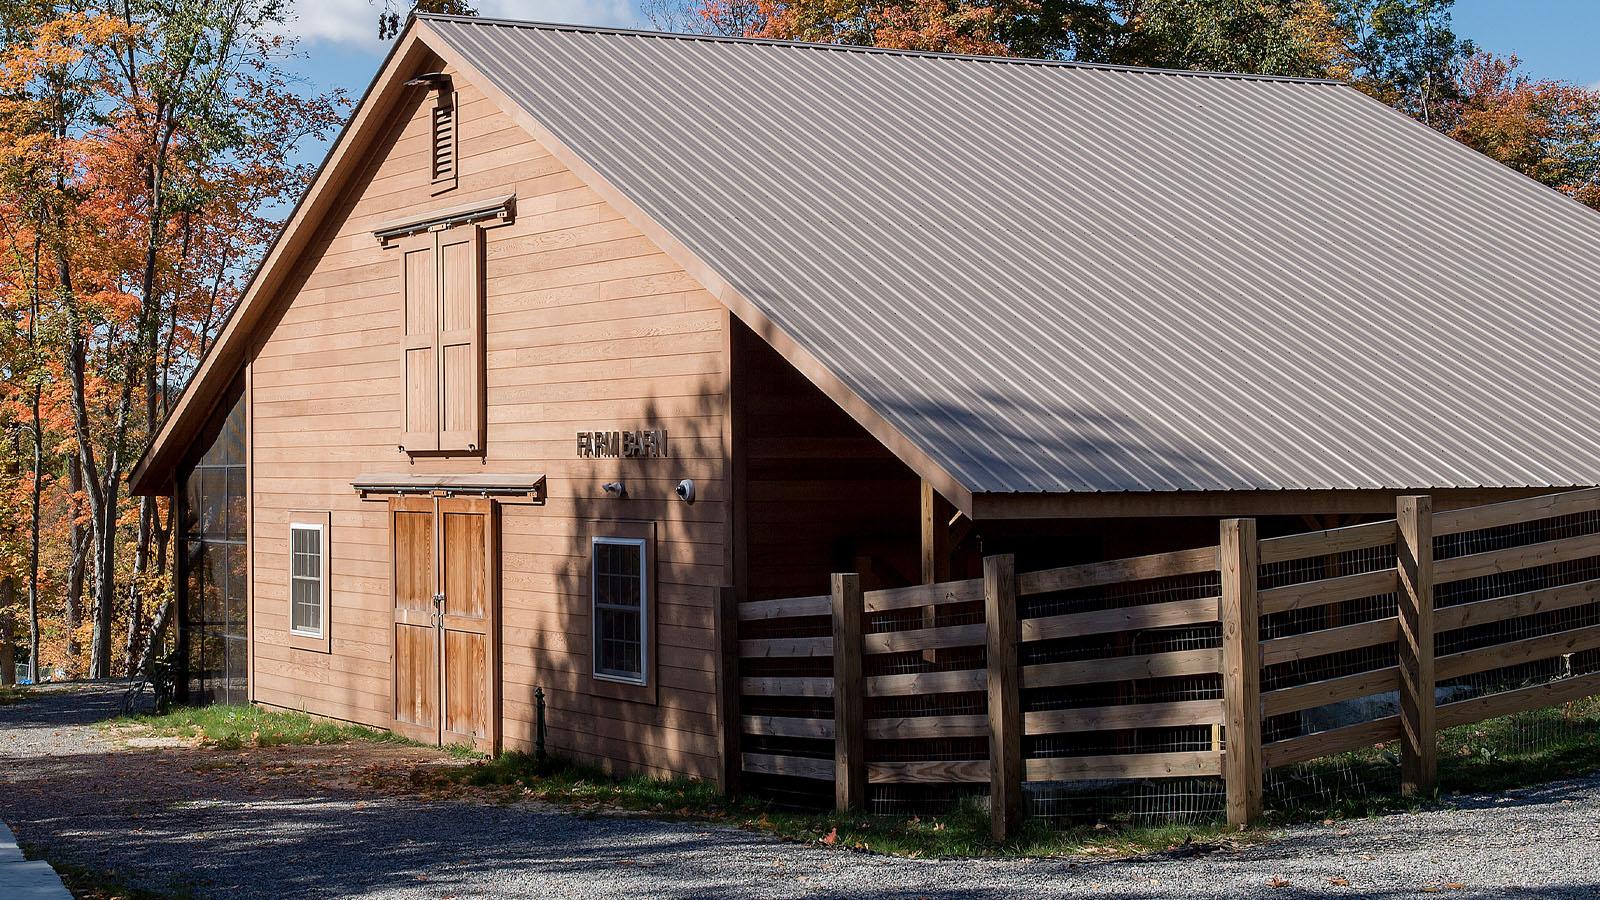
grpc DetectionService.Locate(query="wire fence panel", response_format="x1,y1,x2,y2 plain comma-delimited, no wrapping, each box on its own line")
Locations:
734,489,1600,828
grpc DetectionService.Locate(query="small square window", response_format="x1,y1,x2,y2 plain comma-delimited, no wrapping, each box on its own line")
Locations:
592,537,647,684
290,522,327,639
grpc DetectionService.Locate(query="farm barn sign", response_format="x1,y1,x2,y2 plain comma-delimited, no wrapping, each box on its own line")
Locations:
576,429,669,459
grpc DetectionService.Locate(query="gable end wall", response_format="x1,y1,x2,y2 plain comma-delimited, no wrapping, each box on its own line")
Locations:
247,60,728,779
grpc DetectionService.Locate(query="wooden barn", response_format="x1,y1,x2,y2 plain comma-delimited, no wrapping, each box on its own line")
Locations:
130,14,1600,813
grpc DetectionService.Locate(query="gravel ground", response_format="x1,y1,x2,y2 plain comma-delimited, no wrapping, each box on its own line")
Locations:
2,685,1597,899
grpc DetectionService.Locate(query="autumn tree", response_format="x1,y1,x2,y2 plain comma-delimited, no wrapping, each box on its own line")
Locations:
0,1,341,681
1442,52,1600,209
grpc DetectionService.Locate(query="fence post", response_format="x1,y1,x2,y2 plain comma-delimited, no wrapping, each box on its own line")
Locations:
1397,495,1437,797
1220,518,1263,827
831,572,866,812
716,585,742,796
984,554,1022,842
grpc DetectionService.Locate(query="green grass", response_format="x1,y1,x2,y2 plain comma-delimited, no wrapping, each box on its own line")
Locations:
1436,695,1600,792
111,703,480,757
1265,694,1600,822
101,695,1600,861
0,684,29,705
431,696,1600,859
428,750,1263,858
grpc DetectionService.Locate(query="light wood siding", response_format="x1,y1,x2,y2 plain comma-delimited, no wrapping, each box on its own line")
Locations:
250,62,728,780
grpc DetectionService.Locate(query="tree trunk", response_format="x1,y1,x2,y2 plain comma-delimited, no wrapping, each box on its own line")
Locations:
26,396,42,682
0,580,15,686
65,461,87,678
123,495,155,673
90,503,116,679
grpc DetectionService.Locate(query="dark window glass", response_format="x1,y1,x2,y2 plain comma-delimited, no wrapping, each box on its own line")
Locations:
177,389,247,706
182,476,202,536
225,544,248,638
592,539,645,682
226,467,246,541
201,468,226,540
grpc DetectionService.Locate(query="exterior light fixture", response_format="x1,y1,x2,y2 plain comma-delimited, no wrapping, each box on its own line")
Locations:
404,72,451,88
602,481,626,497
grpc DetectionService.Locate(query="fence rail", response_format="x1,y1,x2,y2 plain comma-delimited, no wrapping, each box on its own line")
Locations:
728,487,1600,837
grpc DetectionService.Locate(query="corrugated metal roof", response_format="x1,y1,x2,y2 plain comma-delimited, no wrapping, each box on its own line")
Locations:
424,15,1600,495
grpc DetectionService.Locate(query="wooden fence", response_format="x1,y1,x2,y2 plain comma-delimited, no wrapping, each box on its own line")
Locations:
728,487,1600,837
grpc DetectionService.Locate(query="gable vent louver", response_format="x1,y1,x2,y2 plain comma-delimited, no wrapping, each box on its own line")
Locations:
431,92,458,192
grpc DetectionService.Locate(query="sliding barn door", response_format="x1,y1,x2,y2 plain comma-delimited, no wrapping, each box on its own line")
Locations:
390,496,499,752
439,499,497,751
390,497,439,744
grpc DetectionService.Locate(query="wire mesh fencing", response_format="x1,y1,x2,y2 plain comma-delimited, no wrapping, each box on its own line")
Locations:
734,488,1600,831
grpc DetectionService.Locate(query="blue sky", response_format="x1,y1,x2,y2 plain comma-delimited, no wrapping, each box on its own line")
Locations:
276,1,1600,160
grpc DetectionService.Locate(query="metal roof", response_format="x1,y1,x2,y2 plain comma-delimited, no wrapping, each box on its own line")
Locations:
423,15,1600,495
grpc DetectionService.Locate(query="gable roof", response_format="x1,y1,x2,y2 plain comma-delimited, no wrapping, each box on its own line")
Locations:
422,15,1600,497
135,15,1600,506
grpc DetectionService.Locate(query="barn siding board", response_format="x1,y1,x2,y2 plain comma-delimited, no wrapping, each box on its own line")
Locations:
248,62,728,778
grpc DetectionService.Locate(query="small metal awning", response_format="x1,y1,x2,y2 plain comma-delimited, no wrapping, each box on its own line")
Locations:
352,473,546,500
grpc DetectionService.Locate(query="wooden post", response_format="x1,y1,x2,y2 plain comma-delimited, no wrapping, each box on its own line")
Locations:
921,480,954,584
715,585,742,796
920,481,953,664
984,554,1022,841
1397,495,1437,797
831,572,866,812
1220,518,1263,827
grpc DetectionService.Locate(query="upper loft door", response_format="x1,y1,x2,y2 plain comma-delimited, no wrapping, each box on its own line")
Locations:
389,496,499,752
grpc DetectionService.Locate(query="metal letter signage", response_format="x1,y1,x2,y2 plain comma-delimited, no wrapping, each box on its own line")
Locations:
576,429,669,459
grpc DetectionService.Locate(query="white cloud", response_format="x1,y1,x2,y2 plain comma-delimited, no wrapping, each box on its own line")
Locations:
280,0,639,51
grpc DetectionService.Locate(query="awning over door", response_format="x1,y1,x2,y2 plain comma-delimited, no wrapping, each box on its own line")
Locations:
352,473,545,500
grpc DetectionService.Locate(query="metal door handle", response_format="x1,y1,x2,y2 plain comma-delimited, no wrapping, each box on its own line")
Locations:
432,593,445,625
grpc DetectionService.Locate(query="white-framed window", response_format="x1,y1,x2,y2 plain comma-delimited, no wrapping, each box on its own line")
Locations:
290,522,327,638
592,536,647,685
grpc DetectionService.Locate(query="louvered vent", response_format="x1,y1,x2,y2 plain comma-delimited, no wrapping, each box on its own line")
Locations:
431,93,457,191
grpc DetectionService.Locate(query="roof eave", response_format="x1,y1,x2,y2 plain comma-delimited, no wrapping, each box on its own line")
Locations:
968,486,1578,520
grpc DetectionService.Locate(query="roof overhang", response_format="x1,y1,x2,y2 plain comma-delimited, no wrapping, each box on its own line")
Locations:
968,486,1577,520
352,473,546,500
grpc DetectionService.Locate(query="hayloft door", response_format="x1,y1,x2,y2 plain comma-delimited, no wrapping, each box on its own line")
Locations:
390,496,499,753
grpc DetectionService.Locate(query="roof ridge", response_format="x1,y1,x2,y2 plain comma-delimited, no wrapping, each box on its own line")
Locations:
414,13,1348,86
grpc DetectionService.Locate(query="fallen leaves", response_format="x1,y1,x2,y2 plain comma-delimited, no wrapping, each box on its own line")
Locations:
819,827,838,846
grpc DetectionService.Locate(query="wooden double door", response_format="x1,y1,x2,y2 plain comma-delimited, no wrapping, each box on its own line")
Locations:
390,496,499,752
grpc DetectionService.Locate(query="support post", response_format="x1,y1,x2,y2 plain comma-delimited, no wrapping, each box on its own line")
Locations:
1220,518,1263,827
984,554,1022,842
715,585,742,796
921,480,954,584
1397,495,1437,797
831,572,866,812
920,481,954,663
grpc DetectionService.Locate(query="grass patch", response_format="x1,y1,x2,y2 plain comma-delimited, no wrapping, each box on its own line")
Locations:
425,696,1600,859
0,684,29,705
1266,694,1600,821
111,703,481,757
425,750,1265,859
1437,694,1600,792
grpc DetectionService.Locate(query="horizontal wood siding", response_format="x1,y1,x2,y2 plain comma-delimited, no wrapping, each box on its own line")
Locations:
250,62,727,780
737,323,920,600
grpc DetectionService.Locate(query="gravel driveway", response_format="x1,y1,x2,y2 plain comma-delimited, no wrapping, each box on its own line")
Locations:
1,685,1597,899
